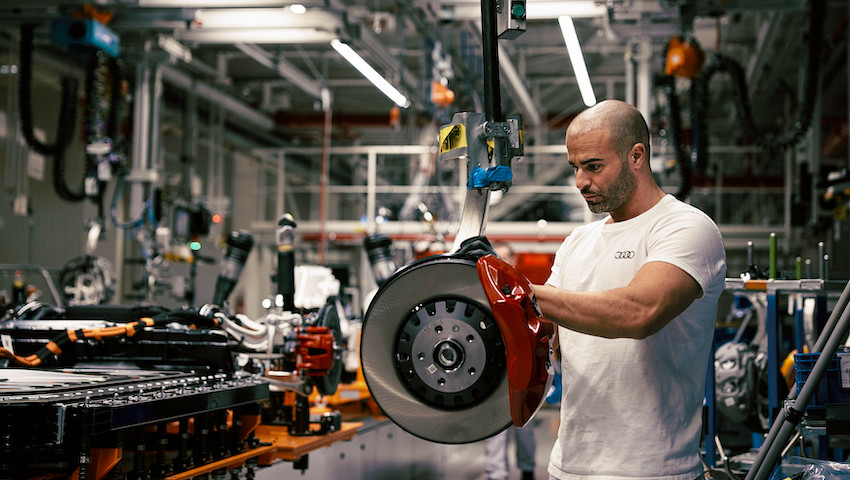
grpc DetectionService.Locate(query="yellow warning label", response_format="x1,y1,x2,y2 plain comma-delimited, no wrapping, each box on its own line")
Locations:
439,124,467,154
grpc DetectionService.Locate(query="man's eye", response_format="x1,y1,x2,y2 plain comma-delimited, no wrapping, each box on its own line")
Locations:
588,165,600,172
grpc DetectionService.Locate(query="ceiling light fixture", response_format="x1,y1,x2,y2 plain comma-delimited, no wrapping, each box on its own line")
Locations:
140,0,296,6
175,28,335,44
438,0,605,20
330,39,410,108
558,15,596,107
193,8,336,28
527,1,606,19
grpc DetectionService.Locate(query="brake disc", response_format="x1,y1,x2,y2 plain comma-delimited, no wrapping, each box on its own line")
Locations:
361,255,511,444
313,301,344,396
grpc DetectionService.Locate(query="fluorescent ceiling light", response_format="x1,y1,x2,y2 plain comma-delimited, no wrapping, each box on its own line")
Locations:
330,39,410,109
439,0,606,20
140,0,296,6
193,8,337,29
175,28,335,44
558,15,596,107
527,1,606,19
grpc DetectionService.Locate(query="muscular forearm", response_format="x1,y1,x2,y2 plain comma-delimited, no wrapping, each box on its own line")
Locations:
533,284,661,339
532,262,702,340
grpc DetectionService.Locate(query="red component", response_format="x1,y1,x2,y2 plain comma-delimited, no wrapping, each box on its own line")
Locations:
296,326,335,376
476,254,555,428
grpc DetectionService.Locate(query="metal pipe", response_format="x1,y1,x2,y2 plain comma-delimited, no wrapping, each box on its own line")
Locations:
318,89,332,265
276,151,286,219
480,0,501,122
159,63,275,131
746,279,850,480
4,34,20,193
235,43,323,99
367,150,377,234
769,232,776,279
150,63,164,174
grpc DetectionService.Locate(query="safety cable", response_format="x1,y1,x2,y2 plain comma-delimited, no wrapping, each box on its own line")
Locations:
691,0,825,173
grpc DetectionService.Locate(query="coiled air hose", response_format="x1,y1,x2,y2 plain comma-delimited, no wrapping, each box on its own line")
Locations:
83,50,124,218
691,0,825,173
18,24,85,202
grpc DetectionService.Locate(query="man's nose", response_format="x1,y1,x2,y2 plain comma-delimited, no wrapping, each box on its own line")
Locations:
574,169,590,191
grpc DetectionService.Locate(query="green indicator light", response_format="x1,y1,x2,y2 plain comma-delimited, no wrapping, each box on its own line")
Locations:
512,3,525,18
190,241,201,251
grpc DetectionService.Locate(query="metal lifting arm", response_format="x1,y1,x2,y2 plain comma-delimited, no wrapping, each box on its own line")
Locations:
444,0,526,252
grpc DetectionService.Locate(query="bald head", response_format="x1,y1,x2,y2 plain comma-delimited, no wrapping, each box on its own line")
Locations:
568,100,651,166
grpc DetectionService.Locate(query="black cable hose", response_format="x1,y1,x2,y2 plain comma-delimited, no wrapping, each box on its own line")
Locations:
19,25,87,202
84,51,100,208
691,0,825,173
659,76,692,200
85,52,107,213
52,78,87,202
104,56,127,217
107,57,123,142
18,25,78,156
83,51,125,216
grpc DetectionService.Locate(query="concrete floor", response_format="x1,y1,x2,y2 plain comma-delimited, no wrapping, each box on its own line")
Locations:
256,406,561,480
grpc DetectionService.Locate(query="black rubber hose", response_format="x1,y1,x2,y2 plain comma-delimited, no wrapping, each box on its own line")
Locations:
691,0,825,172
659,76,692,200
84,52,108,212
52,77,87,202
107,57,123,142
19,25,87,202
18,25,78,156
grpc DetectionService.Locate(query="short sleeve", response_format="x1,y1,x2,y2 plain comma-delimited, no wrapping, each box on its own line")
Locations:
645,209,726,296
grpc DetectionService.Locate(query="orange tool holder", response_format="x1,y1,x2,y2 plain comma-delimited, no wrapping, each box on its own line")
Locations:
476,254,555,428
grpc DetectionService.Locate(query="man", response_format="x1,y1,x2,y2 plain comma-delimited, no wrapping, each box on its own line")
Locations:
484,242,537,480
532,100,726,480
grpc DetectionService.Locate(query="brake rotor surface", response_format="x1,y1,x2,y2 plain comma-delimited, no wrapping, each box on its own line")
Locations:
313,301,344,396
361,255,510,444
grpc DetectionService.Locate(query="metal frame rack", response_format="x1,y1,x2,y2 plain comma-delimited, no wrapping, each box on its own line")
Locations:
711,276,850,479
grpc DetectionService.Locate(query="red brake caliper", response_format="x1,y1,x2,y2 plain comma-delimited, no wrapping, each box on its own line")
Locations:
476,254,555,427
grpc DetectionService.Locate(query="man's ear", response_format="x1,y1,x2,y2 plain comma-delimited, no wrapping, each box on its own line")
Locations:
631,143,646,167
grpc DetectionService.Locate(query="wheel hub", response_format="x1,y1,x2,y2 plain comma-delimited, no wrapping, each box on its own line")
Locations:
394,297,504,409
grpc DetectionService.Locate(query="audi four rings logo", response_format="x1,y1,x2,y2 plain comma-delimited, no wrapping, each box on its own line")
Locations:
614,251,635,259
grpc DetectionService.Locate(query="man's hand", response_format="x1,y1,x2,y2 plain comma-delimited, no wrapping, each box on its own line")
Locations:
455,235,498,259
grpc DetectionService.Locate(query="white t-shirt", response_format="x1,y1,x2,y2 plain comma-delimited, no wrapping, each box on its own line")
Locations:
546,194,726,480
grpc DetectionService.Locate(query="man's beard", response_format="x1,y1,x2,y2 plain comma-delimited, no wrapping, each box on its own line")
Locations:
582,161,637,214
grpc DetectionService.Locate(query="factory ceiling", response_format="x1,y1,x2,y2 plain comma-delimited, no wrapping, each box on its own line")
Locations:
0,0,847,159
